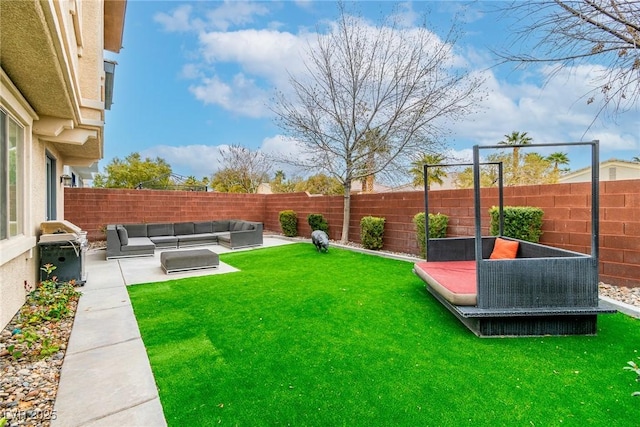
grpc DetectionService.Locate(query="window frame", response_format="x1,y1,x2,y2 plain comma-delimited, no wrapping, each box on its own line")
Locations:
1,109,25,239
0,73,36,266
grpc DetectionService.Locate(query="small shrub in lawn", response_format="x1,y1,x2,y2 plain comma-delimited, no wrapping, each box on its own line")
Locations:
307,213,329,233
624,358,640,397
489,206,543,243
360,216,385,250
413,212,449,258
279,210,298,237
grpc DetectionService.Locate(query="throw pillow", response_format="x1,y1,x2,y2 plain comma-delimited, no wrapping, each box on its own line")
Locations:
116,226,129,246
490,237,519,259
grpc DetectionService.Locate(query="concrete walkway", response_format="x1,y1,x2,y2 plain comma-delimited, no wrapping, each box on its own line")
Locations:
51,236,638,426
52,237,294,427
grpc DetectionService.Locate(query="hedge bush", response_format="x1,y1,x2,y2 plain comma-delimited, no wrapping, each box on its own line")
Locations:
413,212,449,258
307,213,329,233
279,210,298,237
360,216,385,250
489,206,544,243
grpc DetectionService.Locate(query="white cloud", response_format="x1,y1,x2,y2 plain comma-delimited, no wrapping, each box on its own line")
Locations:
198,29,309,84
444,148,474,164
189,73,270,118
441,63,639,169
141,145,223,179
154,1,271,33
154,5,194,32
391,2,419,28
180,63,204,80
577,130,638,152
260,134,301,158
139,137,306,180
155,4,638,176
204,1,270,31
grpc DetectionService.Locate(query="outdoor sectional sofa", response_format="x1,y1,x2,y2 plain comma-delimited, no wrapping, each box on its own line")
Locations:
106,220,263,259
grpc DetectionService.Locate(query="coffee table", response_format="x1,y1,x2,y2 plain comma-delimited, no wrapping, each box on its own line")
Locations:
160,248,219,274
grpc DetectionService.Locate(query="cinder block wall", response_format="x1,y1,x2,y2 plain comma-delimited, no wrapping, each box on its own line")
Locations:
65,179,640,288
64,189,266,239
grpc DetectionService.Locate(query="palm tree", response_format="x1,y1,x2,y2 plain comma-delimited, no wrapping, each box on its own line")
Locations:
499,131,533,185
633,156,640,163
357,128,388,193
546,152,570,173
409,153,447,187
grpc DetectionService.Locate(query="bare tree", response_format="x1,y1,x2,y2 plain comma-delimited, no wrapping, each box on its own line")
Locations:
211,145,272,193
497,1,640,123
272,3,484,242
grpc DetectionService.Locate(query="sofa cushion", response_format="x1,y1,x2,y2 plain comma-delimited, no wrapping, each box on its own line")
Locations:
212,220,230,232
414,261,477,306
174,222,195,235
149,235,179,248
116,225,128,246
148,223,174,237
124,224,147,238
177,233,216,243
231,221,244,232
120,237,155,252
194,221,213,234
241,222,254,231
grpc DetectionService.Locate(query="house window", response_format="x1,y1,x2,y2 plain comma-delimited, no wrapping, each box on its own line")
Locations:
609,167,616,181
0,109,24,240
45,154,57,220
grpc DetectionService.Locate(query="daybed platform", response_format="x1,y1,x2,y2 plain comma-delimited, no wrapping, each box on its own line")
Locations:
415,141,615,337
413,237,615,337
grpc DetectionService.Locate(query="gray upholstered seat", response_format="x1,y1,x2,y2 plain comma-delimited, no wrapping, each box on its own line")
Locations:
160,249,219,273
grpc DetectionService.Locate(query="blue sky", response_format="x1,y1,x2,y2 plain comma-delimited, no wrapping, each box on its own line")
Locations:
103,1,639,181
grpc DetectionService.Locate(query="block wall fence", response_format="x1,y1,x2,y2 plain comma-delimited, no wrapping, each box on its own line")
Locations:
65,178,640,288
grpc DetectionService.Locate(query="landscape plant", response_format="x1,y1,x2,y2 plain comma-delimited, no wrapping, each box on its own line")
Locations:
413,212,449,258
307,213,329,233
360,216,385,250
624,358,640,397
128,244,640,426
279,210,298,237
489,206,544,243
6,264,81,360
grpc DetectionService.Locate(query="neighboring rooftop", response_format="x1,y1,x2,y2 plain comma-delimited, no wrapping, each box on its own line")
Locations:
560,158,640,183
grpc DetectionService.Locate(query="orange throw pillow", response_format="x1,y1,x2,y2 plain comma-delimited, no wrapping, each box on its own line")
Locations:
490,237,519,259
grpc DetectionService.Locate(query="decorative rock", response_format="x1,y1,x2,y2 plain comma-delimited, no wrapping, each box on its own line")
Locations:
1,296,78,427
599,283,640,307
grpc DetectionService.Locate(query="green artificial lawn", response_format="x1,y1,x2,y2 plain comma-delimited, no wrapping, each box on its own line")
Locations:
128,244,640,426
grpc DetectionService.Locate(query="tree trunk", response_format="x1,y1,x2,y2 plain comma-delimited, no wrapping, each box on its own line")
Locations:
364,175,374,192
340,181,352,243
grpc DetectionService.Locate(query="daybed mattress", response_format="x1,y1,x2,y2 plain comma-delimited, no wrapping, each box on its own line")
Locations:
414,261,477,306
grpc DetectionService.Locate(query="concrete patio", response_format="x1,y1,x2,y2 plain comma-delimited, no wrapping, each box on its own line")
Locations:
51,237,295,427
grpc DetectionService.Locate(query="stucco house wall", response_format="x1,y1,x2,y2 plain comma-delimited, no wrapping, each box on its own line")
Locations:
560,159,640,183
0,1,126,328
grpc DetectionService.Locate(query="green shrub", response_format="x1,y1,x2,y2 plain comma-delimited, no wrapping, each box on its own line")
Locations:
279,210,298,237
624,358,640,397
489,206,544,243
360,216,385,250
413,212,449,258
307,213,329,233
7,264,81,360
